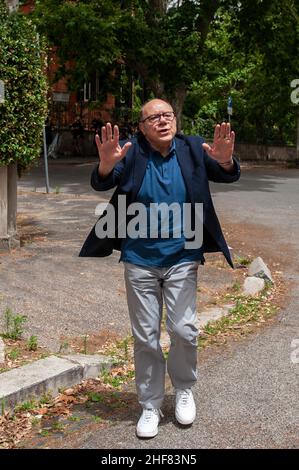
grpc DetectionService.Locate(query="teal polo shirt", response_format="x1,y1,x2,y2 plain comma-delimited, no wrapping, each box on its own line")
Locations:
120,141,204,267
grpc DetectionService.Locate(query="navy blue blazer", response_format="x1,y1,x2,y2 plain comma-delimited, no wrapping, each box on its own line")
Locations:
79,133,241,267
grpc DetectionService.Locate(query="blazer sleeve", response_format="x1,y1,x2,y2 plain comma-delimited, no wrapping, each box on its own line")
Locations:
203,149,241,183
90,159,125,191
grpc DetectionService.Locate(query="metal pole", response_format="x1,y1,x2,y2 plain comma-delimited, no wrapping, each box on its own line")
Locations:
36,32,50,193
42,124,50,193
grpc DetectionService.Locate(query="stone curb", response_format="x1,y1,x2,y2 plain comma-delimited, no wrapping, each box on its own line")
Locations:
0,354,114,411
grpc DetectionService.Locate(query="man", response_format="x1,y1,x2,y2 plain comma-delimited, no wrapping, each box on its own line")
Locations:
80,99,240,438
71,116,85,155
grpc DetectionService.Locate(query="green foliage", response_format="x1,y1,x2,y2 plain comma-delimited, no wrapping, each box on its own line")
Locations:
30,0,299,144
33,0,120,90
39,392,53,405
27,335,38,351
7,347,21,360
198,281,277,349
118,1,204,97
0,1,48,166
14,399,37,412
1,307,27,340
87,392,104,403
1,399,5,415
183,3,299,144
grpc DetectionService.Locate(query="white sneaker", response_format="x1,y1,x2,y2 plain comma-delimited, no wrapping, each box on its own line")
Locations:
136,408,163,438
175,388,196,425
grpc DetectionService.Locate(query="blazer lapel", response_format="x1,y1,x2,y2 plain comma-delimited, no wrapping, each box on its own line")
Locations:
175,136,195,203
130,138,149,201
129,135,196,203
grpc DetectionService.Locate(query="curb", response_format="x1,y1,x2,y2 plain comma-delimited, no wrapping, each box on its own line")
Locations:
0,354,114,411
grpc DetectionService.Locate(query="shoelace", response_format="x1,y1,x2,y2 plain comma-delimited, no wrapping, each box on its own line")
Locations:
143,409,164,422
177,389,192,407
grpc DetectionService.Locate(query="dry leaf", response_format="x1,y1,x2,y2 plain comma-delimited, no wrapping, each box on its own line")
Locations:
36,408,48,415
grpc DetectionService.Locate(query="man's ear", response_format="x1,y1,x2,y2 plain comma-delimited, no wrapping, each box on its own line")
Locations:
138,123,145,136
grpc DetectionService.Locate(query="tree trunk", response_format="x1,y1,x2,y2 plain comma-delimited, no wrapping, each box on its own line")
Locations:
7,163,17,236
1,164,18,249
0,167,8,240
0,164,19,252
169,85,187,133
297,107,299,161
146,79,187,132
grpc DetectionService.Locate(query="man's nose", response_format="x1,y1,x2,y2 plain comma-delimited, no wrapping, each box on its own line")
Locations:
159,114,167,124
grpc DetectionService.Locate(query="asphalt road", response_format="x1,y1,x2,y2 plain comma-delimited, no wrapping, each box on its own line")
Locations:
4,160,299,448
77,165,299,449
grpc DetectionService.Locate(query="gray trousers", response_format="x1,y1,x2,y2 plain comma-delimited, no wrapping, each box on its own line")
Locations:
124,261,199,410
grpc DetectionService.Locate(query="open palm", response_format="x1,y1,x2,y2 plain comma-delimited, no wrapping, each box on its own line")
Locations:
96,123,132,172
202,122,235,163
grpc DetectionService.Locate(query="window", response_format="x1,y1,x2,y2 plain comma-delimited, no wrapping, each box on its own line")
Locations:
83,71,100,102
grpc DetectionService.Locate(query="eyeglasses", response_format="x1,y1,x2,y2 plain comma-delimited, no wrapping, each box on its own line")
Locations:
140,111,176,125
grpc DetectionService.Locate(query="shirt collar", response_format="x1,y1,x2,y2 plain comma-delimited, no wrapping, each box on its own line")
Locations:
150,139,176,159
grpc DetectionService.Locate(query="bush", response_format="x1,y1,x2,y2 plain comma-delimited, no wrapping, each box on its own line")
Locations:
0,1,48,167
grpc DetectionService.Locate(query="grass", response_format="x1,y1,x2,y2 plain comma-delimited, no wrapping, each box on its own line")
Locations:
7,347,21,361
82,334,89,355
39,392,53,405
31,417,41,426
198,282,278,349
14,399,37,413
91,416,103,424
105,335,134,364
87,392,104,403
58,341,70,354
69,415,81,422
234,256,252,266
51,421,65,432
101,367,135,389
1,308,27,340
231,280,242,292
26,336,38,351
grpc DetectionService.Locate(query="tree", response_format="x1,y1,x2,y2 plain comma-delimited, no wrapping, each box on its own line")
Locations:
33,0,223,128
183,1,299,145
0,0,47,250
118,0,222,127
33,0,120,94
33,0,299,141
234,0,299,145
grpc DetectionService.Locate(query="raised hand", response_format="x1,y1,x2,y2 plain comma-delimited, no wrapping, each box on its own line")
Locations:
96,123,132,177
202,122,235,164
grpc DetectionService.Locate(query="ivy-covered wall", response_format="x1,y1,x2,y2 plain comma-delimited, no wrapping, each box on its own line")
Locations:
0,0,48,167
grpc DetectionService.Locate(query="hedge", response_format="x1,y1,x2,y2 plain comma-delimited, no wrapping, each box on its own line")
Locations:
0,0,48,167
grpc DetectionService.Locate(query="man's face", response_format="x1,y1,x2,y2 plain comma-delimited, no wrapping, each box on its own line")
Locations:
139,99,177,151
